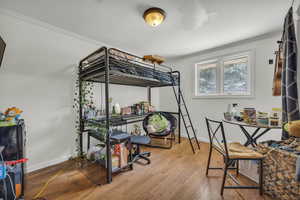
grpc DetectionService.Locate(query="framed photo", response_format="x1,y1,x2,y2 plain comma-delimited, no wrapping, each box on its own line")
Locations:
0,35,6,68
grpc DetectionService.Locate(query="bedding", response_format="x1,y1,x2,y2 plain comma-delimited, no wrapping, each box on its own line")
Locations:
80,48,178,85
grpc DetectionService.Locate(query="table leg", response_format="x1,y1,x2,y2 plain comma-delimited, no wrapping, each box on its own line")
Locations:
253,128,271,144
244,128,261,146
240,126,258,147
240,126,271,147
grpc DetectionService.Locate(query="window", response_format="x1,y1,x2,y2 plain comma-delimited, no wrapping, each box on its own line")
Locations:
198,62,217,94
195,52,253,98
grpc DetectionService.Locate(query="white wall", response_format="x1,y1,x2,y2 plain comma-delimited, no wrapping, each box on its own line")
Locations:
0,10,159,172
160,34,283,143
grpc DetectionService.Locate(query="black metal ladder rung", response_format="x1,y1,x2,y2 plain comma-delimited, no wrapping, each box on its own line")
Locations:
171,76,200,154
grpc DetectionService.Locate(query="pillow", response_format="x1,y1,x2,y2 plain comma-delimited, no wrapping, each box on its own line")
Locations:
284,120,300,138
147,114,169,133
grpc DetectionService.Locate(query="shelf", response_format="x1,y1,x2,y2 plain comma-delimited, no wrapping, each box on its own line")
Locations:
80,69,174,87
85,113,153,127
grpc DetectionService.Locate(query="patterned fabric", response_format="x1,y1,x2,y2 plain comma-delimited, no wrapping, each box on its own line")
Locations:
296,156,300,182
282,7,299,139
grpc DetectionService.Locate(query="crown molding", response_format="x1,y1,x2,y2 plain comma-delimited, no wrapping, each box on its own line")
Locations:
0,8,109,47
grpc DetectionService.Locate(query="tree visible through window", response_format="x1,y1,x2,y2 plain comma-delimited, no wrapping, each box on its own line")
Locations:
199,63,217,94
195,53,252,97
223,57,248,93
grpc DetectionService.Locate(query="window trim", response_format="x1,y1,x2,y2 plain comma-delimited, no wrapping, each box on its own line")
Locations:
194,50,255,99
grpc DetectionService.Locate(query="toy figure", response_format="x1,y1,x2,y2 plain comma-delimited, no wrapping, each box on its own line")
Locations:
0,112,5,121
4,107,23,122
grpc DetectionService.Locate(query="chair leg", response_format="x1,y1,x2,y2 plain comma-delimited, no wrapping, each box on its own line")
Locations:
132,144,151,165
259,159,263,195
139,155,151,164
129,146,133,170
169,134,173,148
236,160,239,176
206,146,213,176
140,152,151,157
136,145,141,154
221,161,229,196
87,135,90,152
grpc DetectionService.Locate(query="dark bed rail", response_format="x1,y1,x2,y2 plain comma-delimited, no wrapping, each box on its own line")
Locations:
79,46,173,73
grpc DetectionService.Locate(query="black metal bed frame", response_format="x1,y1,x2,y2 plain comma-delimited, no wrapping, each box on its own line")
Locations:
78,47,182,184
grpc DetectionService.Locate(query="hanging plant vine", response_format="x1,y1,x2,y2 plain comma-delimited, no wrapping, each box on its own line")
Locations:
73,68,95,157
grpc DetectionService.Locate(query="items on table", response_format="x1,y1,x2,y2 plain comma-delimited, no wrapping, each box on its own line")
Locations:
231,103,241,118
269,108,281,127
243,108,256,125
112,103,121,115
256,112,269,127
124,101,154,116
224,105,282,127
224,112,232,121
84,101,155,120
225,103,242,121
121,106,132,116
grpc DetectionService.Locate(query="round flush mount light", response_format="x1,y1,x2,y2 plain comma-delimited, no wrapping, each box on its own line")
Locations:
143,7,166,27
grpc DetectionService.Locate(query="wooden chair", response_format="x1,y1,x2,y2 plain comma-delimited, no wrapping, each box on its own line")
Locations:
205,118,264,196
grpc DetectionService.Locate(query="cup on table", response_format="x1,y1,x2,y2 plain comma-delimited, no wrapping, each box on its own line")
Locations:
224,112,232,121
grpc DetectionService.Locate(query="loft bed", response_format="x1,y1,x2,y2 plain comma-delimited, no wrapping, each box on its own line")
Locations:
78,46,199,185
79,47,178,87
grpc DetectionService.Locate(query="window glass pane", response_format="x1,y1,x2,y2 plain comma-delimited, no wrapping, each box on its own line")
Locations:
223,57,248,93
198,64,217,94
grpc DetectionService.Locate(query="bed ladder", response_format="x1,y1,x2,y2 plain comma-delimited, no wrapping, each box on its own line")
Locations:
171,75,200,154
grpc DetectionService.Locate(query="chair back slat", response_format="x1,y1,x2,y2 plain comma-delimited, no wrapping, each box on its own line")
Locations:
205,118,229,157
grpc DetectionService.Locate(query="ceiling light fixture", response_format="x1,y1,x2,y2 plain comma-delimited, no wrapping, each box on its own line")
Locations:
143,7,166,27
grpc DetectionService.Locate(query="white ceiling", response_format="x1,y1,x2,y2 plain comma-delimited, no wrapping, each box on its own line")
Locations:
0,0,293,57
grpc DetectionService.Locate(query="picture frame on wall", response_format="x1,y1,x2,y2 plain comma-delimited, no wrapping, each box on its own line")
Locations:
0,35,6,68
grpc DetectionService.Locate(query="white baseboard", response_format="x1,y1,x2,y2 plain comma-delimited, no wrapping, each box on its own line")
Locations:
198,136,209,143
180,134,209,143
25,136,209,173
26,155,71,173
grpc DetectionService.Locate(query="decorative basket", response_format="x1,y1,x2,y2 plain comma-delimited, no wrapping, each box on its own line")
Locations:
256,143,300,199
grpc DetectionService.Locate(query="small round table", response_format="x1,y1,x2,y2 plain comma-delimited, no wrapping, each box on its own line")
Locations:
223,120,282,147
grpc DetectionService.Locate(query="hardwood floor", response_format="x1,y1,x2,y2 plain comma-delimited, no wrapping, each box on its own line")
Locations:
25,139,271,200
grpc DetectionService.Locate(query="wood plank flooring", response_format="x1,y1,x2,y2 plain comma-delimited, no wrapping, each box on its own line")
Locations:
25,138,271,200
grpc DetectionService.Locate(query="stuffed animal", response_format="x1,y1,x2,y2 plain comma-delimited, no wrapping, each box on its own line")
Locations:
4,107,23,122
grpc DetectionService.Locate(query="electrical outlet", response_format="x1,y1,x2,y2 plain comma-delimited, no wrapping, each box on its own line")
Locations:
269,59,274,65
